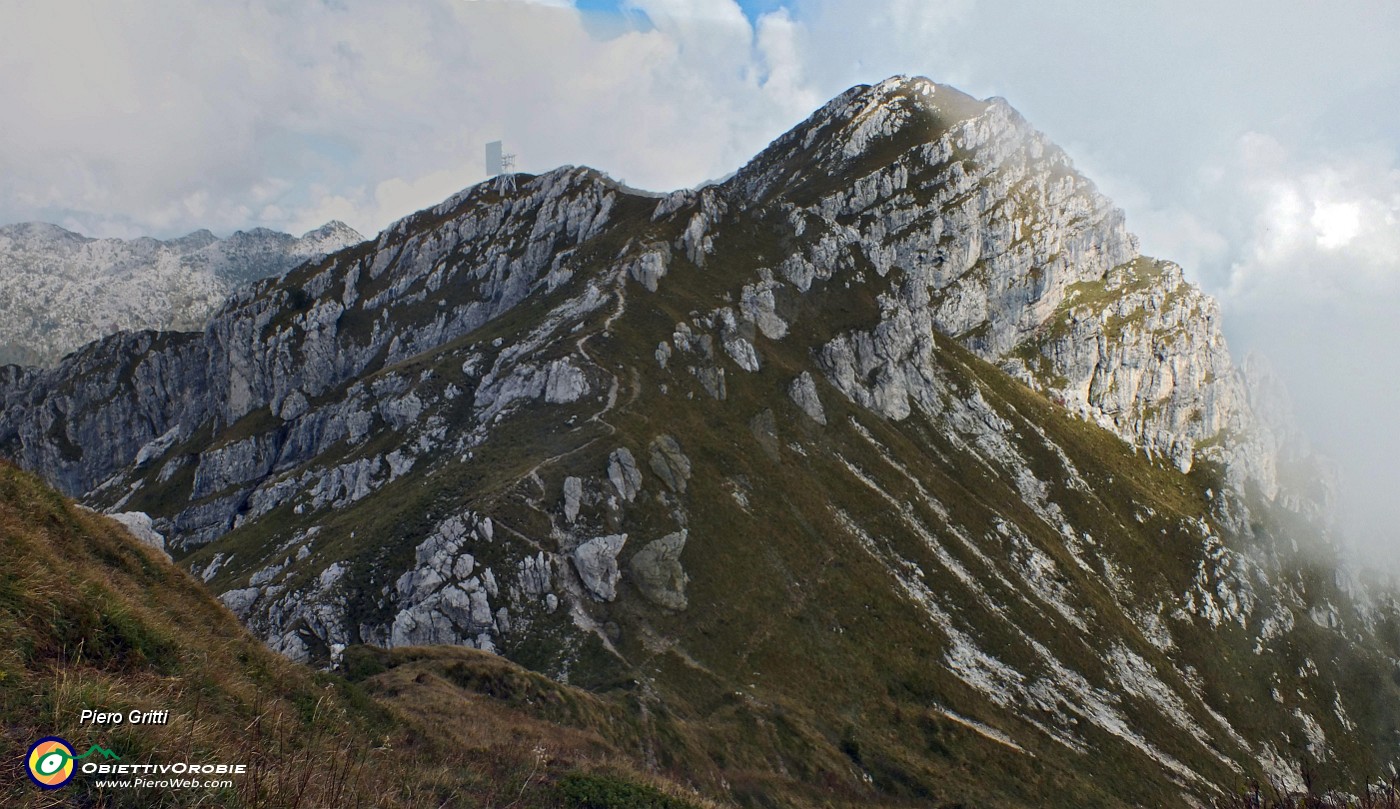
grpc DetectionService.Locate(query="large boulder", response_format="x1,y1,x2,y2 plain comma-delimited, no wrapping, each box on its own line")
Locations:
572,534,627,601
629,531,689,610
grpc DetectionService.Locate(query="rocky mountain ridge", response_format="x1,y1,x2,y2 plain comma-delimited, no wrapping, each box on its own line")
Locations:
0,76,1394,806
0,219,361,366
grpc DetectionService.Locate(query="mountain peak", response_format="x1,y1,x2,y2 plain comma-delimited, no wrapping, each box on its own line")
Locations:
857,74,963,111
169,228,219,251
728,75,995,203
0,221,91,245
300,219,361,242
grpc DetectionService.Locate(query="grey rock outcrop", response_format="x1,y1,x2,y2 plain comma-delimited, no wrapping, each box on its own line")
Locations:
607,448,643,502
788,372,828,425
573,534,627,602
0,79,1306,661
563,476,584,523
629,531,689,610
648,435,692,494
1008,258,1250,475
624,247,669,292
108,510,171,560
0,166,620,509
729,75,1266,485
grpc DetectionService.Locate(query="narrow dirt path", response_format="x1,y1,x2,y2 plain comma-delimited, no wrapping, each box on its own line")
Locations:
575,267,630,430
520,268,632,485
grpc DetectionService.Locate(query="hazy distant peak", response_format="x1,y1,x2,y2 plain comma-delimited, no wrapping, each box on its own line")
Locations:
0,220,363,366
0,221,92,245
170,228,220,251
303,219,358,239
298,220,363,250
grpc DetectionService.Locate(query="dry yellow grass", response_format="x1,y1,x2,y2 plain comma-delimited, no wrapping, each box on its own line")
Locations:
0,462,718,808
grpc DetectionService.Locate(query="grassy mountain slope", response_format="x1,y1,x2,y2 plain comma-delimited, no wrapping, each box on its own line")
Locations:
0,462,715,808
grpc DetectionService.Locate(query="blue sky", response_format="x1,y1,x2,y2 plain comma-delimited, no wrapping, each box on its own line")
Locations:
576,0,787,19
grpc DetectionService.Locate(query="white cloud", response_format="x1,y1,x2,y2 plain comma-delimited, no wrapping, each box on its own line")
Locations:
1215,134,1400,301
1159,132,1400,562
1312,201,1362,250
0,0,978,238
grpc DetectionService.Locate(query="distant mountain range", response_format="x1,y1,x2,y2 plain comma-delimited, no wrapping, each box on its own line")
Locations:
1,77,1395,807
0,220,361,366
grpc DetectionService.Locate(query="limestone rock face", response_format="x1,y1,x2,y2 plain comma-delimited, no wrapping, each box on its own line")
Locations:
0,167,628,669
0,166,620,514
0,78,1298,627
726,75,1272,485
573,534,627,602
0,329,213,496
543,358,591,404
624,247,669,292
1008,258,1252,475
0,78,1309,658
629,531,689,610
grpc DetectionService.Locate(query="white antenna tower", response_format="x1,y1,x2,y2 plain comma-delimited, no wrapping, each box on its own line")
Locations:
486,140,517,193
498,152,516,193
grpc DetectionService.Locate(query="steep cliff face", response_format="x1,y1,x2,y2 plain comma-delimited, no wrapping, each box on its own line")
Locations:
725,77,1265,482
0,330,210,495
0,220,361,366
0,77,1394,807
